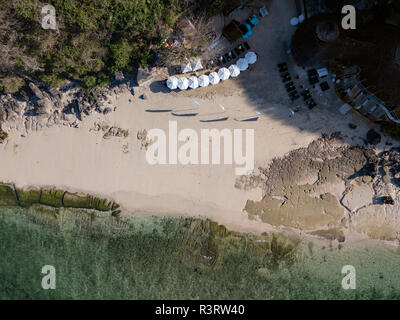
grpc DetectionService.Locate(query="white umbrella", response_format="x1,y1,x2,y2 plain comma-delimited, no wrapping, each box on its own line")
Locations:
228,64,240,77
245,52,257,64
209,72,220,85
178,78,189,90
167,76,178,90
191,59,203,72
198,75,209,87
181,62,192,73
188,76,199,89
236,58,249,71
218,67,230,81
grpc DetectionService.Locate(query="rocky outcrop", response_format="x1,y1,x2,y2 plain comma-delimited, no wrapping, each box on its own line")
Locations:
243,137,400,243
0,183,120,216
0,73,136,138
90,121,129,139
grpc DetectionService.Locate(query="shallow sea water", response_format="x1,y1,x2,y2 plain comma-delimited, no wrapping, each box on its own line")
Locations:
1,206,400,299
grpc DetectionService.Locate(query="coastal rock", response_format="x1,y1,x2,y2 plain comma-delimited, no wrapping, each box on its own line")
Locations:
40,188,64,207
353,204,400,241
0,183,18,206
0,127,8,144
29,82,44,100
243,137,400,241
15,186,41,207
342,183,374,212
0,182,121,214
36,97,54,115
103,107,112,115
309,228,346,242
137,67,153,86
103,126,129,139
64,191,118,211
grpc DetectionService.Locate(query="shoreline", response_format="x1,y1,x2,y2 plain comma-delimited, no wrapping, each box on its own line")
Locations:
1,0,399,246
0,73,399,243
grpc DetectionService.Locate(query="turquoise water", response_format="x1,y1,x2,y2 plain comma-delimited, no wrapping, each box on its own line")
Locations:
1,205,400,299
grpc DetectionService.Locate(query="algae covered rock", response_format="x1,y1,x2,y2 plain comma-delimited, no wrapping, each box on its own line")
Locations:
0,183,18,206
15,186,41,207
0,181,121,214
309,228,345,242
39,188,64,207
63,191,116,211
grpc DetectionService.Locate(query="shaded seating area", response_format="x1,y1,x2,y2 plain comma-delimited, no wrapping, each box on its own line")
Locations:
278,62,299,101
301,89,317,109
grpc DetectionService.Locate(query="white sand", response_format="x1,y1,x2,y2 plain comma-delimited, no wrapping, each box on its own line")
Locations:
0,1,383,234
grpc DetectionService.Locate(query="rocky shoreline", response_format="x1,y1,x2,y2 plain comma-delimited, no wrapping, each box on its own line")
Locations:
243,136,400,243
0,72,137,139
0,182,121,216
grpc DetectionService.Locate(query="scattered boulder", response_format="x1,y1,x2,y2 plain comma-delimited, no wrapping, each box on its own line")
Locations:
0,127,8,144
29,82,44,100
137,67,153,86
36,97,54,115
103,126,129,139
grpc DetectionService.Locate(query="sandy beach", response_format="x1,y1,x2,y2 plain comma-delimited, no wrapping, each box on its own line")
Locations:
0,0,397,236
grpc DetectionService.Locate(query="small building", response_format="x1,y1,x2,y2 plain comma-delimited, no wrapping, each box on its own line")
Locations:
222,20,243,42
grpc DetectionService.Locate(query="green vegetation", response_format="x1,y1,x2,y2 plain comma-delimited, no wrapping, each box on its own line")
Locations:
1,0,186,92
0,0,239,94
1,76,25,94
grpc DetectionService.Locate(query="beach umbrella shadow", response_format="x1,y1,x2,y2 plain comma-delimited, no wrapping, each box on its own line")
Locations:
146,109,173,113
171,112,199,117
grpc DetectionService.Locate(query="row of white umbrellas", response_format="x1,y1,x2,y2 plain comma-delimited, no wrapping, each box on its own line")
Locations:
167,52,257,90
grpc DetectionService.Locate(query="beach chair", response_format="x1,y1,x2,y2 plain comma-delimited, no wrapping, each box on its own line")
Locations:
285,82,294,89
282,75,292,83
301,89,310,96
286,86,296,93
320,81,330,91
289,92,300,101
